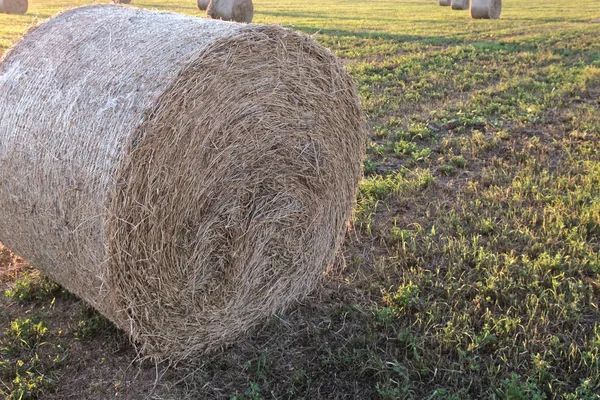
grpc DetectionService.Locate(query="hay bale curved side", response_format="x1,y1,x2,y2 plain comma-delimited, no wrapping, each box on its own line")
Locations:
471,0,501,19
207,0,254,23
198,0,210,10
0,5,365,361
451,0,469,10
439,0,451,6
0,0,27,14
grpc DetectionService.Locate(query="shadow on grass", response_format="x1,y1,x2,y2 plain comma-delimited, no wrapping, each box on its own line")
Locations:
284,25,547,54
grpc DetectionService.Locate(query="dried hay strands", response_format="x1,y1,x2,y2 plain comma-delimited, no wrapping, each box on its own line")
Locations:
197,0,210,11
439,0,451,6
451,0,470,11
471,0,502,19
0,0,27,14
0,5,365,361
207,0,254,23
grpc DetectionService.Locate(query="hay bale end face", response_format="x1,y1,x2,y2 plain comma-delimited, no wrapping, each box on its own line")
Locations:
0,5,365,361
471,0,502,19
198,0,210,11
439,0,451,6
0,0,28,14
207,0,254,23
451,0,470,11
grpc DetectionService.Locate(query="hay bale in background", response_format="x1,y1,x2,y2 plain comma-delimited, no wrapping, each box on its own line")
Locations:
0,0,27,14
439,0,451,6
0,5,365,361
471,0,501,19
452,0,469,10
197,0,210,11
207,0,253,23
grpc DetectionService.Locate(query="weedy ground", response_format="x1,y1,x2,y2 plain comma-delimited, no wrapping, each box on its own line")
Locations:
1,0,600,398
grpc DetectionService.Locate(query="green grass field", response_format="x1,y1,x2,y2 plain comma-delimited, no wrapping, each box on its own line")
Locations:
2,0,600,398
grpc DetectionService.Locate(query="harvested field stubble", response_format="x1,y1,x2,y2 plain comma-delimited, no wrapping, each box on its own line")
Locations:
0,5,365,361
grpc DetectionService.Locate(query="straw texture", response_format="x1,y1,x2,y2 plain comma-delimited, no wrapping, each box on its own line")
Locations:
451,0,469,10
470,0,501,19
207,0,253,23
0,0,27,14
0,5,365,361
197,0,209,10
439,0,451,6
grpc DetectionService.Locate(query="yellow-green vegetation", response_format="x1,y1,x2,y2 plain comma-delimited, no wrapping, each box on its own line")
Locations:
1,0,600,398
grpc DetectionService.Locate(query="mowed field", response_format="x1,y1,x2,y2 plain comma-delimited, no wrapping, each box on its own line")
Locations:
1,0,600,398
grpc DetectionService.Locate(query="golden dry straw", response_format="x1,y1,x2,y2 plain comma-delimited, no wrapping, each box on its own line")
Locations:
471,0,501,19
197,0,210,11
439,0,451,6
0,5,365,361
451,0,469,11
0,0,27,14
207,0,253,23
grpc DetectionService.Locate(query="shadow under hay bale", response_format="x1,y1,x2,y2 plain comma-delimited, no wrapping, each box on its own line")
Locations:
0,5,365,361
207,0,253,23
471,0,502,19
0,0,27,14
198,0,209,11
452,0,469,10
439,0,451,6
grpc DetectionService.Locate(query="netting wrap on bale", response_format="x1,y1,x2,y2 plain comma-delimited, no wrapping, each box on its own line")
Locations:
0,5,365,361
451,0,469,11
207,0,254,23
197,0,210,11
0,0,28,14
470,0,501,19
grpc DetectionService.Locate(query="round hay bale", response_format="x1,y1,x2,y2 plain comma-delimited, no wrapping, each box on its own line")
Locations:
207,0,253,23
0,0,27,14
198,0,210,11
439,0,451,6
0,5,365,361
470,0,501,19
451,0,469,10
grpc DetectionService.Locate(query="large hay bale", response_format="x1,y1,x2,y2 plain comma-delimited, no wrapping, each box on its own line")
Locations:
451,0,469,10
207,0,253,23
0,5,365,361
0,0,27,14
439,0,451,6
198,0,210,10
470,0,501,19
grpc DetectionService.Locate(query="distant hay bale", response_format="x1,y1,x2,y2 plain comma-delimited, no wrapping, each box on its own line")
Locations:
0,5,365,361
470,0,501,19
207,0,253,23
0,0,27,14
197,0,210,10
451,0,469,10
439,0,451,6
